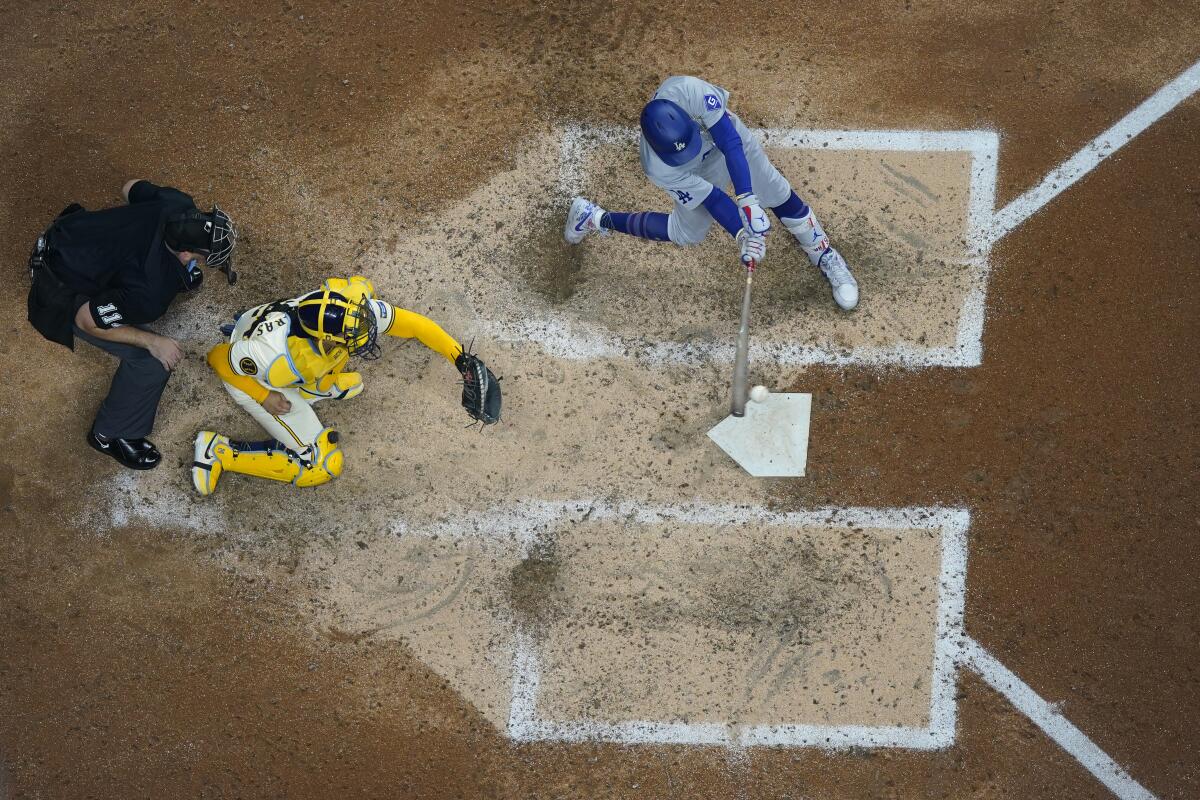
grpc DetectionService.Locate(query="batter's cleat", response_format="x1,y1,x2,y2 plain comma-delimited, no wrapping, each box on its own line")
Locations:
564,197,608,244
815,247,859,311
192,431,228,496
87,430,161,470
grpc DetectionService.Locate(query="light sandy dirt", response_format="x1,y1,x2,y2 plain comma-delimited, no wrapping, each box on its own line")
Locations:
0,2,1197,799
83,131,966,743
541,139,979,357
527,519,942,729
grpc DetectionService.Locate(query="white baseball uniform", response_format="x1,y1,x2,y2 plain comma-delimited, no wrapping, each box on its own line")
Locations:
639,76,793,245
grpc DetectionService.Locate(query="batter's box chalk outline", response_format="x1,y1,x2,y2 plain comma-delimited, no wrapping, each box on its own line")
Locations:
493,502,970,750
484,124,999,369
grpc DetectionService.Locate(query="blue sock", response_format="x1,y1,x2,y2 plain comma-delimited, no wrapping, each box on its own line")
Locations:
600,211,671,242
772,191,810,222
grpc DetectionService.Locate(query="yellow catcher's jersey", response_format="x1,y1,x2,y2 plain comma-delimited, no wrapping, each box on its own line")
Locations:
206,276,462,403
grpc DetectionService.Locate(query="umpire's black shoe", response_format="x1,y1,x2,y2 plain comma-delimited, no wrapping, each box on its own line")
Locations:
87,430,162,470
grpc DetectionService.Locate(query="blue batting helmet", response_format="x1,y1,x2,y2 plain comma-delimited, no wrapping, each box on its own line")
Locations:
640,99,701,166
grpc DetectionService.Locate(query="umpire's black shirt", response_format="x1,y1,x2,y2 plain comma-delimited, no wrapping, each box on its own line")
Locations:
40,181,198,343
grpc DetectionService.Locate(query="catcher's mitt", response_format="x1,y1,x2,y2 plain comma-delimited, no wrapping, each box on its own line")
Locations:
455,350,501,425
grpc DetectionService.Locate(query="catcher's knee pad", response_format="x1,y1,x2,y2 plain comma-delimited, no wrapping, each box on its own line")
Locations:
292,428,343,487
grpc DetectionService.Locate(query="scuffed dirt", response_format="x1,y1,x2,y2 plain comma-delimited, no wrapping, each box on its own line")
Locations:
0,1,1197,799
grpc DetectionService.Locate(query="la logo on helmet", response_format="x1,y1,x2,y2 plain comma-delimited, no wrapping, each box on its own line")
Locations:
674,141,687,151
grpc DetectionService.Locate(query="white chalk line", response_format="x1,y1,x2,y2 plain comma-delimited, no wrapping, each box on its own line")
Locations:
957,61,1195,799
960,638,1159,800
988,58,1200,243
495,503,969,749
88,470,225,533
90,66,1195,789
518,61,1200,367
486,317,982,368
489,124,1000,369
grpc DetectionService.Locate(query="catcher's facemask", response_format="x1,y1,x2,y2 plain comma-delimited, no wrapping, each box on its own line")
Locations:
296,290,381,360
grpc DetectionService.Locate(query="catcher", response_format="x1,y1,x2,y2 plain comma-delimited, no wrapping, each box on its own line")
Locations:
191,275,500,494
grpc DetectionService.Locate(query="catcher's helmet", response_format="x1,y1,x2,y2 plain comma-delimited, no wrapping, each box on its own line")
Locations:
640,98,701,166
296,289,380,360
164,206,239,284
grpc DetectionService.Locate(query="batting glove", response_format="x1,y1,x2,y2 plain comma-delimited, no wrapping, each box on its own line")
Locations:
736,192,771,235
737,229,766,265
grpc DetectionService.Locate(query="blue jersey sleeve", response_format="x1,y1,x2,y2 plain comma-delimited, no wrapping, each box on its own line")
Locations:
707,113,753,198
702,188,744,238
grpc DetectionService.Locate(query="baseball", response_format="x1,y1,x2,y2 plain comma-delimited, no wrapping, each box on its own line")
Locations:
750,385,769,403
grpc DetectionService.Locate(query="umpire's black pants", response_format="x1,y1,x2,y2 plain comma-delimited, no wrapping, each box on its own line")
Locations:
73,326,170,439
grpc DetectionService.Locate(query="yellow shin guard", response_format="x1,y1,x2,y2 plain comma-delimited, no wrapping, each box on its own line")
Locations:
193,429,343,493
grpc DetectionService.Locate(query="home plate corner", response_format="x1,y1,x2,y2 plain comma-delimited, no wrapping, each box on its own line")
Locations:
707,392,812,477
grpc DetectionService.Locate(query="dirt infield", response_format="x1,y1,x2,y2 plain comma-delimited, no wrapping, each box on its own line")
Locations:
0,2,1197,799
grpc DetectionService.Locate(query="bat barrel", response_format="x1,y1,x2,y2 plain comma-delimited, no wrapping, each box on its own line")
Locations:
730,264,755,417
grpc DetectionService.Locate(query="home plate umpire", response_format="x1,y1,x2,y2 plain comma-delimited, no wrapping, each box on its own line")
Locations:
27,179,237,470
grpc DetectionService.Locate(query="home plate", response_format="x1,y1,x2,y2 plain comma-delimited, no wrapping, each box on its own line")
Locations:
707,393,812,477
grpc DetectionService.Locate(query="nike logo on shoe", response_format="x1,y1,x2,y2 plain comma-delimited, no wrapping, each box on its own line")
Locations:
201,434,219,462
574,216,590,232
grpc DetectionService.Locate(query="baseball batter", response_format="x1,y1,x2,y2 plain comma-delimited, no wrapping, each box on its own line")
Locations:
565,75,859,310
191,276,500,494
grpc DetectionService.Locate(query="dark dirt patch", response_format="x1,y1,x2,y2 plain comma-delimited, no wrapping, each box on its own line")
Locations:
631,531,867,644
517,205,591,304
1,1,1197,799
507,538,566,633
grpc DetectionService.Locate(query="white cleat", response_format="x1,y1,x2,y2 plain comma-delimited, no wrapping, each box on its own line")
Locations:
564,197,607,244
815,247,859,311
192,430,228,496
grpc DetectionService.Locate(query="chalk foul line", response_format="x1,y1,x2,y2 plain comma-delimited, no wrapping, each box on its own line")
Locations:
960,637,1159,800
988,58,1200,243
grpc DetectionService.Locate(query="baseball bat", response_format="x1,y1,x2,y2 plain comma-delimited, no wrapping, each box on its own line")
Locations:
730,258,755,417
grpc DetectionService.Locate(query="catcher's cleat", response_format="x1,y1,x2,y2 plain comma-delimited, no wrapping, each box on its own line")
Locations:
814,247,859,311
564,197,608,245
192,431,228,496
